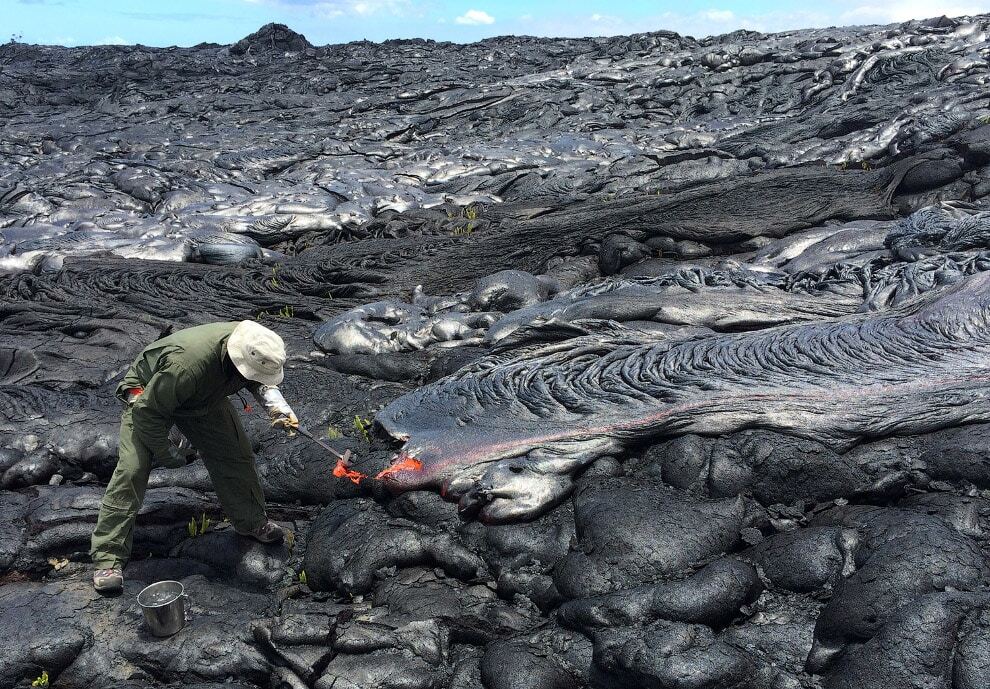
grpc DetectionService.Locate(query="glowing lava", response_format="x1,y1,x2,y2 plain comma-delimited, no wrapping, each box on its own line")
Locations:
375,455,424,480
332,455,423,484
333,458,367,484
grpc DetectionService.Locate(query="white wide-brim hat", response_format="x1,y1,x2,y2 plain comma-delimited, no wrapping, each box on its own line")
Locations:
227,320,286,386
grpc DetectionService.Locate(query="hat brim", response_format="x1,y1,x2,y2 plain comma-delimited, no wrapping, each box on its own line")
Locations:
228,324,285,386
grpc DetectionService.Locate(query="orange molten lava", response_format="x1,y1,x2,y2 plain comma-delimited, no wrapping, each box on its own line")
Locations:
375,455,424,480
333,459,367,484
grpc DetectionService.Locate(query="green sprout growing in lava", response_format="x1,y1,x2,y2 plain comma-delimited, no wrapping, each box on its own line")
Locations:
187,512,211,537
353,415,372,442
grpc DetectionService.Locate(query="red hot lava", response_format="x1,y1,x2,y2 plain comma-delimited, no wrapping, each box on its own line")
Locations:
331,454,424,484
375,454,423,480
333,459,367,484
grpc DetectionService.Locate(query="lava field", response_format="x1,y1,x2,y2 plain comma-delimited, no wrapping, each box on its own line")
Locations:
2,15,990,689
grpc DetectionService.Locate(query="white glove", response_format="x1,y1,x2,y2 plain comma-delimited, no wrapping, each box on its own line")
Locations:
252,385,299,434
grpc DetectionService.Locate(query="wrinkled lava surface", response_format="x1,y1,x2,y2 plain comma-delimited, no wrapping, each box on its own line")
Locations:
3,16,990,689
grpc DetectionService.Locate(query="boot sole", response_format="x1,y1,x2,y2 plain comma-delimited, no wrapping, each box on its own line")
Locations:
93,578,123,592
234,522,284,544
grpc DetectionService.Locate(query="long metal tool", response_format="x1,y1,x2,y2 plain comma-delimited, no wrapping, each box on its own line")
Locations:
296,426,352,464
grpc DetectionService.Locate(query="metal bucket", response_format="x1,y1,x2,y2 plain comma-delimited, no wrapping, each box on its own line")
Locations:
137,580,187,637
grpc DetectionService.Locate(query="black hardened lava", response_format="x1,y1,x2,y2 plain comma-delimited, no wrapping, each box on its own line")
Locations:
3,16,990,689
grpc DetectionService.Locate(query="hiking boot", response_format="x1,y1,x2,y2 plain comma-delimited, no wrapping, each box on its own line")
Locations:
93,567,123,592
235,520,284,544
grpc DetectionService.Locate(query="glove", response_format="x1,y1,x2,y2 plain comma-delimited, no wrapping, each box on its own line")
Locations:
252,385,299,436
155,427,196,469
272,410,299,433
168,426,197,460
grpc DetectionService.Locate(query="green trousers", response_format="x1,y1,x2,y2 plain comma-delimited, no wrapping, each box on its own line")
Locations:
90,399,267,568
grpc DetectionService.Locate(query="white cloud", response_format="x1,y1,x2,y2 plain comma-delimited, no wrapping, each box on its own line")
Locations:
588,13,628,31
247,0,412,19
51,35,77,46
342,0,410,16
99,35,129,45
314,3,345,19
455,9,495,25
702,9,735,22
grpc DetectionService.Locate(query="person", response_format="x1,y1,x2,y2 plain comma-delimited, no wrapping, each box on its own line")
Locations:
90,320,299,592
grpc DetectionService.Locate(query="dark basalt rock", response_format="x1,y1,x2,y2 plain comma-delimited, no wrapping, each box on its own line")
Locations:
2,12,990,689
639,431,876,503
553,478,749,598
557,557,763,631
303,499,486,595
807,506,990,671
821,592,990,689
481,627,593,689
740,526,858,593
0,576,270,688
229,23,312,56
590,619,766,689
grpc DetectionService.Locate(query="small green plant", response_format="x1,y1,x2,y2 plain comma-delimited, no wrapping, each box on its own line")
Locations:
187,512,210,537
298,569,308,585
450,204,481,236
465,205,478,233
32,671,49,688
257,305,294,320
353,415,372,442
285,530,296,554
268,265,281,289
861,161,871,170
979,114,990,125
326,425,343,439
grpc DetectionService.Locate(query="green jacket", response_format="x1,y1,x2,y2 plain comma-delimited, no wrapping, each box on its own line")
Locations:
117,322,256,463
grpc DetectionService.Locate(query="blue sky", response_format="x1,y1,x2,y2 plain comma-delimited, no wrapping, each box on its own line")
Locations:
5,0,990,46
